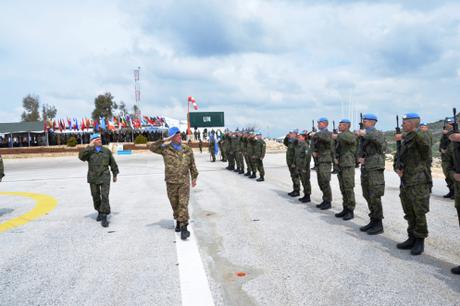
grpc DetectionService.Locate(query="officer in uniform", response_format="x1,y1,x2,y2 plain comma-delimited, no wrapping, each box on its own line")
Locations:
252,131,266,182
310,118,333,210
242,132,253,176
357,114,386,235
440,118,455,199
79,133,119,228
0,154,4,182
284,130,301,197
447,125,460,274
235,131,245,174
248,132,257,179
149,127,199,240
333,119,357,220
295,130,312,203
394,113,432,255
227,132,237,171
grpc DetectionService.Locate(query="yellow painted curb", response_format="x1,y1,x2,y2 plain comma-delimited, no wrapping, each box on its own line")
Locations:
0,192,58,233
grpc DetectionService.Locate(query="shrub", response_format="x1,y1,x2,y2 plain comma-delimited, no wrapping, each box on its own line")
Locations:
67,136,78,147
134,134,148,144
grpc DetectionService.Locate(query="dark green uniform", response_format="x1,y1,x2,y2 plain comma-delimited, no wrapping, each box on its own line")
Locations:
236,136,245,172
79,146,119,215
209,138,216,162
242,136,252,175
446,142,460,226
0,154,4,181
312,129,333,202
247,137,256,176
336,131,357,211
359,128,386,221
395,131,432,239
294,140,311,196
223,135,230,164
252,138,266,177
440,131,454,195
228,135,237,170
284,136,300,192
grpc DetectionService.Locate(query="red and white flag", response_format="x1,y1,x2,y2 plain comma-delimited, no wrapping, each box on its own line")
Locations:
188,96,199,110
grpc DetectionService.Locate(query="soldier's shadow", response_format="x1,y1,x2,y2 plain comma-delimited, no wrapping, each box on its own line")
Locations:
304,203,460,293
146,219,175,230
269,188,311,205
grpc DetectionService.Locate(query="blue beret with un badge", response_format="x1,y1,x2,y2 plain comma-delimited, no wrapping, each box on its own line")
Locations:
402,113,420,120
168,127,180,137
318,117,328,123
362,113,378,121
420,122,427,126
339,118,351,124
90,133,101,140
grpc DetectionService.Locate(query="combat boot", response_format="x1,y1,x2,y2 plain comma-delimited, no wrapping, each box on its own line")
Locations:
410,238,424,255
289,191,300,197
396,234,415,250
244,171,251,176
233,168,240,173
256,176,264,182
335,208,347,218
96,213,102,222
299,194,311,203
443,189,454,198
316,201,325,208
239,170,245,174
367,220,383,235
175,221,181,233
360,219,375,232
249,173,256,179
331,169,339,174
451,266,460,275
320,201,331,210
342,210,354,221
101,214,109,228
181,224,190,240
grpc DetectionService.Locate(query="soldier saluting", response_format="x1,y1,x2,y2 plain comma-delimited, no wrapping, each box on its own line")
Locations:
394,113,431,256
79,133,119,228
149,127,198,240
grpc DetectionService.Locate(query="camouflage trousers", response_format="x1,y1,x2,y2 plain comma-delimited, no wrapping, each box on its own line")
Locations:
297,166,311,195
244,153,253,173
236,151,245,171
252,158,265,176
90,182,111,214
317,163,332,202
453,180,460,227
400,183,430,238
166,182,190,224
221,149,227,161
361,168,385,220
442,161,454,190
288,163,301,192
338,166,356,210
227,152,236,169
210,150,216,162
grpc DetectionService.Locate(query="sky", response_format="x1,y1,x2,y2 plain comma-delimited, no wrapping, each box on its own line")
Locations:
1,0,459,137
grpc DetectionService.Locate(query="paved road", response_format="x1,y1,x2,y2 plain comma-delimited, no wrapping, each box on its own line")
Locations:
0,151,459,306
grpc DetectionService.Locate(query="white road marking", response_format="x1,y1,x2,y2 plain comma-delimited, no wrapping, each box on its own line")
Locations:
175,225,214,306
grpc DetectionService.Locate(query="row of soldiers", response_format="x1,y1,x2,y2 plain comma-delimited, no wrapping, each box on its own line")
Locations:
284,113,460,274
215,131,266,182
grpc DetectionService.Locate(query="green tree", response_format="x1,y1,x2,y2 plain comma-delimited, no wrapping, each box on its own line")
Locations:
21,94,41,122
118,101,128,116
92,92,116,120
43,104,57,120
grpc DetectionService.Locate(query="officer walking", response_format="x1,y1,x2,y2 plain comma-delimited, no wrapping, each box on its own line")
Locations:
79,133,119,228
0,154,4,182
333,119,357,220
284,130,301,197
295,130,312,203
252,131,266,182
148,127,199,240
440,118,455,199
357,114,386,235
310,118,333,209
394,113,432,255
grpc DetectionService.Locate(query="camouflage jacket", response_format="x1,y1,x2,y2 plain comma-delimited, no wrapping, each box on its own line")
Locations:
79,146,119,184
241,137,248,154
0,155,4,179
247,139,256,156
394,131,431,186
149,140,199,184
229,136,239,153
253,138,266,159
313,129,333,163
294,141,311,169
336,131,357,168
439,131,453,161
421,130,433,167
359,128,386,170
284,136,297,165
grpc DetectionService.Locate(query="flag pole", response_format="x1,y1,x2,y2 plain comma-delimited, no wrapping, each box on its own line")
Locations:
187,98,191,136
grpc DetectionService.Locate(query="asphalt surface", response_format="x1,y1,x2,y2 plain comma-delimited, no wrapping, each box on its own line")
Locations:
1,151,459,306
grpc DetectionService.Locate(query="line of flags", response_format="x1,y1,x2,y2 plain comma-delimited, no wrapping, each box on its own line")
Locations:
44,115,168,132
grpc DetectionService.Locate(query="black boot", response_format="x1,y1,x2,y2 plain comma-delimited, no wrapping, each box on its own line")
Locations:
299,194,311,203
316,201,325,208
256,176,264,182
367,220,383,235
175,221,181,233
181,224,190,240
410,238,424,255
342,210,354,221
360,219,375,232
289,191,300,197
249,173,256,179
451,266,460,275
101,214,109,228
244,171,251,176
396,234,415,250
443,189,454,198
96,213,102,222
331,169,339,174
335,208,347,218
320,201,331,210
233,169,240,173
239,170,245,174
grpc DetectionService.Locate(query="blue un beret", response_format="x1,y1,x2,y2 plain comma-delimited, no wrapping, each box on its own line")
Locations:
318,117,328,123
339,118,351,124
90,133,101,140
446,117,455,124
402,112,420,120
255,131,262,136
363,113,378,121
168,127,180,137
420,122,427,126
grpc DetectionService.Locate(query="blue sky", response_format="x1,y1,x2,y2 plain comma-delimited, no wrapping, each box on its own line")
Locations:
1,0,459,137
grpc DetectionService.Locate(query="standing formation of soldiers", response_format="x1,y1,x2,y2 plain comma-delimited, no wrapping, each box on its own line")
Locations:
220,130,266,182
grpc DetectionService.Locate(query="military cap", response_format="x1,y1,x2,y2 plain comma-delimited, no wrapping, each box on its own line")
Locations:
362,113,378,121
339,118,351,124
168,126,180,137
90,133,101,140
299,130,308,135
420,122,427,126
446,117,455,124
402,112,420,120
318,117,328,123
255,131,262,135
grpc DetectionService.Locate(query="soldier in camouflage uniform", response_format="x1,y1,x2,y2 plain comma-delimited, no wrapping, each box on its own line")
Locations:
227,132,237,171
79,133,119,228
440,118,455,199
419,122,433,190
295,131,312,203
149,127,199,240
242,133,253,176
218,135,226,162
333,119,357,220
311,118,333,209
447,125,460,274
394,113,432,256
284,130,301,197
0,154,4,182
209,134,217,162
222,133,230,163
248,133,257,179
357,114,386,235
252,131,266,182
235,131,245,174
